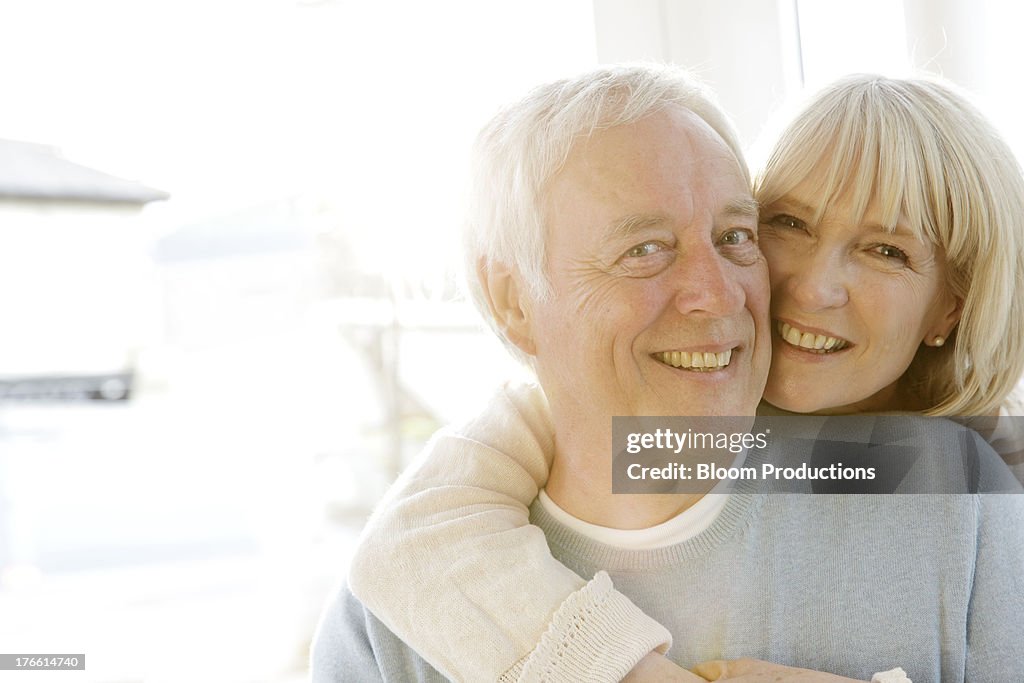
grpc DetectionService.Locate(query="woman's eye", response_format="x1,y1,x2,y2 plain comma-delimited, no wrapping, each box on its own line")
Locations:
872,244,909,263
625,241,664,258
767,214,805,231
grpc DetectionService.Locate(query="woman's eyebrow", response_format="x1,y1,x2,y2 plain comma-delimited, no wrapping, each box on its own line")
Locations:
865,222,919,238
765,196,814,215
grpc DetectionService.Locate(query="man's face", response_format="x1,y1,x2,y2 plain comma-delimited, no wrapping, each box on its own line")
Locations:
525,107,770,431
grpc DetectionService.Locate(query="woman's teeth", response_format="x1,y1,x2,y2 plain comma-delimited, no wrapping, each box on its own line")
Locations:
655,349,732,371
778,322,848,353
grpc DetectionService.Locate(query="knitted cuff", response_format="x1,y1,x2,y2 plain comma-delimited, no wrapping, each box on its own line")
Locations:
498,571,672,683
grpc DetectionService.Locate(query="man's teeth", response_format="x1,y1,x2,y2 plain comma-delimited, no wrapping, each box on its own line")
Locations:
655,349,732,371
778,322,847,353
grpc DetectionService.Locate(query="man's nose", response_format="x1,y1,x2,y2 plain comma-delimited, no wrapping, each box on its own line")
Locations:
784,246,849,311
671,243,745,317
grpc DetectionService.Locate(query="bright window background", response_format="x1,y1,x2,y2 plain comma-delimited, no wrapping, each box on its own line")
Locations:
796,0,911,87
0,2,1022,681
0,3,595,682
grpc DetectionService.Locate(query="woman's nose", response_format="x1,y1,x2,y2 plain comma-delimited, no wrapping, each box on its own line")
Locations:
782,248,849,311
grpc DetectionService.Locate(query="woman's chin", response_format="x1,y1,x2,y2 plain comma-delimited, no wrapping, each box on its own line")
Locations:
763,387,837,415
765,375,904,415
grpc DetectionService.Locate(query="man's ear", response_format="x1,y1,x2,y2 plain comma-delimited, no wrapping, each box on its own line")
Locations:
479,259,536,356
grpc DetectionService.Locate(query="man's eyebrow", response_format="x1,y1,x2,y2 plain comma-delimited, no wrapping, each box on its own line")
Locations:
604,214,668,241
722,197,760,220
606,200,758,239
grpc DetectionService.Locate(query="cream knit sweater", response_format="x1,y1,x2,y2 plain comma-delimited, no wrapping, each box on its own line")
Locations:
347,382,669,681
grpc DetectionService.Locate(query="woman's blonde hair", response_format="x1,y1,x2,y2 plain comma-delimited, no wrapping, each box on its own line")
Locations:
755,74,1024,415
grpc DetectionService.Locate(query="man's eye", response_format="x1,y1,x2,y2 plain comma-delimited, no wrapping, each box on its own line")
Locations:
766,214,805,231
625,242,664,258
872,244,909,263
720,229,753,245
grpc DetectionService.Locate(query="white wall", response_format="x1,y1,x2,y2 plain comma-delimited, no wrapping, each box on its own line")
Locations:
903,0,1024,158
592,0,1024,165
593,0,802,148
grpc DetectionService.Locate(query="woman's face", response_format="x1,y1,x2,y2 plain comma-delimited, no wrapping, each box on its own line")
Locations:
758,177,961,414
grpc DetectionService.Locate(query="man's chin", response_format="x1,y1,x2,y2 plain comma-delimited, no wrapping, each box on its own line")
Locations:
633,401,759,418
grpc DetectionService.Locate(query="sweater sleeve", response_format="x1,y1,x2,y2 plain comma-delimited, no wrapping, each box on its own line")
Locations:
963,494,1024,680
346,381,672,682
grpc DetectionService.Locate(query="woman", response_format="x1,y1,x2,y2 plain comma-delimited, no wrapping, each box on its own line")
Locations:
756,76,1023,419
335,74,1024,681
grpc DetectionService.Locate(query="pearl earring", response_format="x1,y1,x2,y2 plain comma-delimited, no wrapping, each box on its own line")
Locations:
932,336,945,347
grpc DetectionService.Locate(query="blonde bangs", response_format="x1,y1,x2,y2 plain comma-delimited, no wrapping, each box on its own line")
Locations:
756,80,940,249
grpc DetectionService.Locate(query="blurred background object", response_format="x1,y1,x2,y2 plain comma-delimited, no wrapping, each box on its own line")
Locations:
0,1,1021,681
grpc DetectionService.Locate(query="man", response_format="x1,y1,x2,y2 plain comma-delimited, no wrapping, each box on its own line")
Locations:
312,65,1024,682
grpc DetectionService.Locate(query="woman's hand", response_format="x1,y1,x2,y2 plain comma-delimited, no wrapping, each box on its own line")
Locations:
621,651,709,682
692,658,867,682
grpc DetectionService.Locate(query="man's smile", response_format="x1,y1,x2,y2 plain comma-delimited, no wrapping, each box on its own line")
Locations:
653,348,734,371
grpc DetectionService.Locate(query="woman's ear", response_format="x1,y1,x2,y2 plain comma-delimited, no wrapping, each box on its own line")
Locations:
479,259,536,356
925,293,963,346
